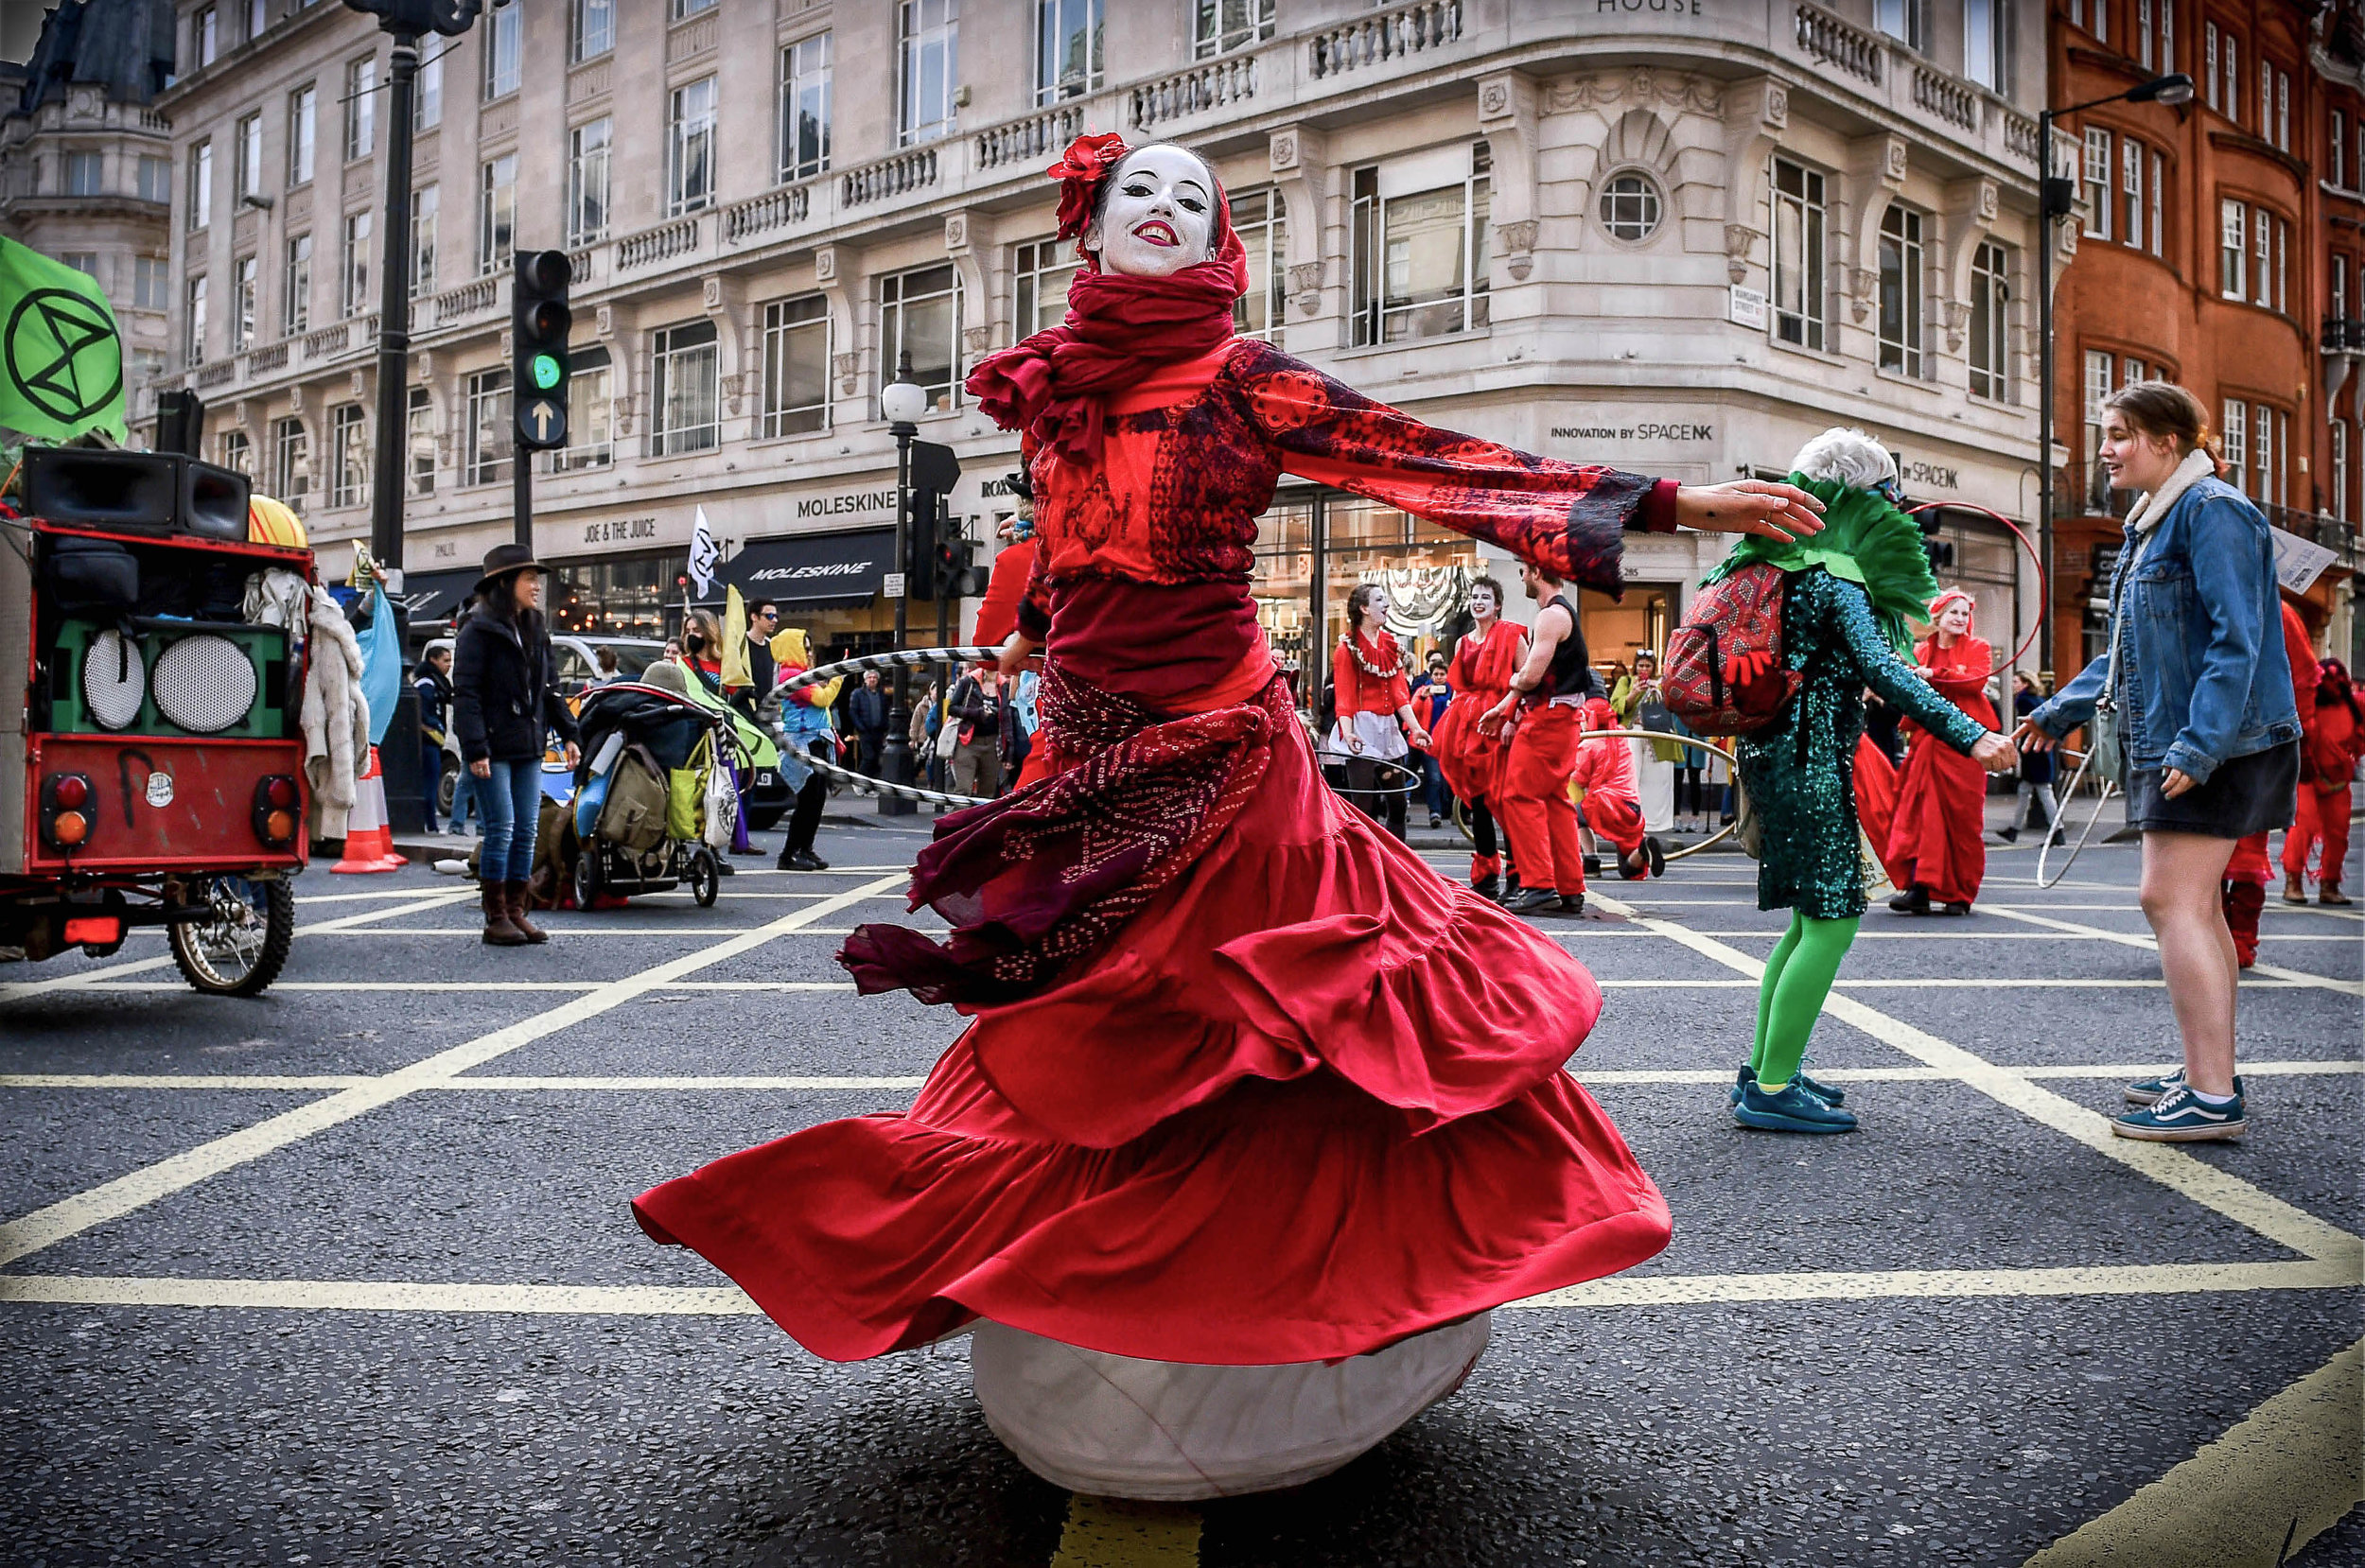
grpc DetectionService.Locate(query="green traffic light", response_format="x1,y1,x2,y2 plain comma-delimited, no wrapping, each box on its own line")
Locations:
531,353,562,391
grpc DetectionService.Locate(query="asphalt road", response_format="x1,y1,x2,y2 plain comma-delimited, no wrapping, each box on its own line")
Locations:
2,810,2358,1567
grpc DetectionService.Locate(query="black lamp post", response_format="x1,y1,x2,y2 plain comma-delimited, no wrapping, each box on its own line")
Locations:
876,350,929,815
2035,70,2192,686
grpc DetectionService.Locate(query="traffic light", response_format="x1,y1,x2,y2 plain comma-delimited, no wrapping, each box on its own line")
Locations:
341,0,482,37
512,250,571,451
904,491,942,601
935,525,981,599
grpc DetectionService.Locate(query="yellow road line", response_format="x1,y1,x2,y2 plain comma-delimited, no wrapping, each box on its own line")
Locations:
4,1258,2351,1316
1051,1496,1203,1568
1511,1259,2356,1311
1585,892,2365,1270
2023,1337,2363,1568
0,875,905,1268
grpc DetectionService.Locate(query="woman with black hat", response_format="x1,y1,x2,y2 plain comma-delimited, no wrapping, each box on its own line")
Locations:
451,544,581,946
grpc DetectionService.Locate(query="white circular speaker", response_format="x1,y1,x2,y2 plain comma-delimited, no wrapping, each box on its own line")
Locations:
79,630,147,730
151,635,257,734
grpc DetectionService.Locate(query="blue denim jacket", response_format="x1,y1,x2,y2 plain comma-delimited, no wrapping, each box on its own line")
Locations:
2031,475,2301,784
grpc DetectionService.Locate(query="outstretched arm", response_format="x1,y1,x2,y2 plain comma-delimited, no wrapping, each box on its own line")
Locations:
1825,577,2013,771
1236,344,1820,596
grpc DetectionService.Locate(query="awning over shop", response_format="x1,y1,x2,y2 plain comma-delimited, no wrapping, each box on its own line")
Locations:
398,567,482,623
711,528,895,607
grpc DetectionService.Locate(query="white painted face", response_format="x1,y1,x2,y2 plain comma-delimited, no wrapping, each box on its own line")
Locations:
1469,585,1499,621
1085,147,1217,278
1361,588,1391,630
1936,599,1972,636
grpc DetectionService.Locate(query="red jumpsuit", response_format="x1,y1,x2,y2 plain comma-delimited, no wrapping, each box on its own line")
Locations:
2286,674,2361,892
2225,603,2317,960
1431,620,1524,882
1886,634,1997,907
1570,700,1646,870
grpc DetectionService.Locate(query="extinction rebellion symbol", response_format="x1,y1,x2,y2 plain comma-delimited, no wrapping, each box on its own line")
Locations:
6,287,121,426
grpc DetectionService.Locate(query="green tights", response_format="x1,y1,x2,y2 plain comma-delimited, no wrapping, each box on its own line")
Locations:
1748,911,1861,1091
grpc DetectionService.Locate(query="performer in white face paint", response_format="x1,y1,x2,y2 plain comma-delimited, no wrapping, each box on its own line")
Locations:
634,132,1829,1500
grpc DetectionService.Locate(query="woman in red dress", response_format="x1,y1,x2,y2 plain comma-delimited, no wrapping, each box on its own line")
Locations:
1432,576,1526,894
1327,583,1430,840
1886,588,1999,915
631,136,1824,1499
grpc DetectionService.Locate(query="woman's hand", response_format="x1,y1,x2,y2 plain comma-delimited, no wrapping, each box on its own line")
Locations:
995,634,1038,680
1476,694,1516,739
1971,731,2019,774
469,758,491,779
563,741,581,770
2011,719,2057,753
1407,725,1432,751
1674,479,1826,543
2161,768,2199,799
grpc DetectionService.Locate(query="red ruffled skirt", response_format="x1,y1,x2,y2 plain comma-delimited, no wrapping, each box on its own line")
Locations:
632,671,1671,1367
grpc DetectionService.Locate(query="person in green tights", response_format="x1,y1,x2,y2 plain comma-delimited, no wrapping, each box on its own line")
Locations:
1709,431,2020,1132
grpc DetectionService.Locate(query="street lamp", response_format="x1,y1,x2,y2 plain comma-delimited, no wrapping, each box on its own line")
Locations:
877,350,930,816
2034,70,2192,688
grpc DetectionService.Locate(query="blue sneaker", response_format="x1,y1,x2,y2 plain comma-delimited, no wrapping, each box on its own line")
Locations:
2125,1067,2246,1107
1733,1078,1859,1134
2113,1084,2247,1141
1731,1063,1847,1108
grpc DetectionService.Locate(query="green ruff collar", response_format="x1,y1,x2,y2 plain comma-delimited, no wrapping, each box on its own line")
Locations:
1699,475,1938,655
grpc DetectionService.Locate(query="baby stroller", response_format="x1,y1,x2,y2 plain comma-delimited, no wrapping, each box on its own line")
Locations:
569,680,740,909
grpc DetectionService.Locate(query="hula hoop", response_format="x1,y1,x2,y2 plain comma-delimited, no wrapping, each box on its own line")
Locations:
1580,728,1743,861
776,646,1008,809
2033,744,2119,889
1319,752,1426,804
1904,501,2047,672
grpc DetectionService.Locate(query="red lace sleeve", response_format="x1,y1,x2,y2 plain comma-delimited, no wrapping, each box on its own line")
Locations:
1235,342,1674,594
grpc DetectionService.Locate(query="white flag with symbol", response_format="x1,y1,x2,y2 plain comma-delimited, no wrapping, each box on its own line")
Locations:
688,504,721,599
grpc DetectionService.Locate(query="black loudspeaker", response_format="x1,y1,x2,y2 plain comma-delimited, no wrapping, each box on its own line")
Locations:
23,448,251,543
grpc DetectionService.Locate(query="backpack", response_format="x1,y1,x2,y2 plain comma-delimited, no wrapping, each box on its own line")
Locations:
1662,562,1803,735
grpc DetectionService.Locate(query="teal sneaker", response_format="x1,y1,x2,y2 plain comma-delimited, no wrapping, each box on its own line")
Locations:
1731,1063,1846,1107
1733,1078,1858,1134
2113,1084,2247,1141
2125,1067,2246,1106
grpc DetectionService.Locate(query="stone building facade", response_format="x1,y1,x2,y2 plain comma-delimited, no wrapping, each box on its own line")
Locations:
0,0,179,417
148,0,2046,689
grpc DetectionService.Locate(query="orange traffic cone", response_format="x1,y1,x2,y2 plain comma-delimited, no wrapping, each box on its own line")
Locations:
333,746,409,874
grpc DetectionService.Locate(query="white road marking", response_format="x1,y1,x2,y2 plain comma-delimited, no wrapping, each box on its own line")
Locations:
0,875,906,1268
8,1063,2347,1094
0,892,478,1002
1585,891,2365,1271
1985,905,2363,995
2023,1336,2363,1568
3,1257,2349,1317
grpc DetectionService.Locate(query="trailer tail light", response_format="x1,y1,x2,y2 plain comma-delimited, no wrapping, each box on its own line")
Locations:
253,775,300,845
63,915,121,946
41,773,96,850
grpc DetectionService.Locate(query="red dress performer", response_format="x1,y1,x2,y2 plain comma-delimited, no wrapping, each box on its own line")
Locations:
1327,584,1429,842
1431,576,1524,894
631,136,1827,1500
1885,589,1998,915
2226,600,2317,956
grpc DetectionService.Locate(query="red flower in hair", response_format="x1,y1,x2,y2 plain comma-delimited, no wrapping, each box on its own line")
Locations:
1049,131,1130,241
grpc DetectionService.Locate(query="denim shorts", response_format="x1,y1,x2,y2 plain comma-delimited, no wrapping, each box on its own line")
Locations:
2125,740,2299,839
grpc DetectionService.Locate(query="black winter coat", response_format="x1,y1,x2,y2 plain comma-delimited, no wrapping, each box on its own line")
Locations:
451,605,580,763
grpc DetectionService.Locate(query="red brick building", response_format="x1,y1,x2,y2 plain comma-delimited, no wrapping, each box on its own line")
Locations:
2317,3,2365,668
2049,0,2356,678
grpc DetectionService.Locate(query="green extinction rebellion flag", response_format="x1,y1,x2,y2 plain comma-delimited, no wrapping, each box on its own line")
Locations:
0,235,128,443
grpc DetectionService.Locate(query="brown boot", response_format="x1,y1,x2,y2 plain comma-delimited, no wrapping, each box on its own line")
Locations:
480,882,527,947
2285,874,2310,905
503,880,548,944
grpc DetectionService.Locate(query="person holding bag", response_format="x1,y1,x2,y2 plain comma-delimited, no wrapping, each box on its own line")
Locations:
451,545,581,947
2020,382,2304,1142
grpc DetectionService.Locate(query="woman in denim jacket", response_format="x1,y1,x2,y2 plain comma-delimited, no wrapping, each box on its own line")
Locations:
2019,382,2303,1143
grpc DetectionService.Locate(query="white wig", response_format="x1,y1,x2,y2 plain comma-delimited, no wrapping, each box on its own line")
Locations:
1789,428,1897,491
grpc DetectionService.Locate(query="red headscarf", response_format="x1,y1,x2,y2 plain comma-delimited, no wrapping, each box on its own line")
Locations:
966,134,1250,465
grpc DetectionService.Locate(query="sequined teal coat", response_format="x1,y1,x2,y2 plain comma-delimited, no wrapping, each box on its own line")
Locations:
1740,568,1988,919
